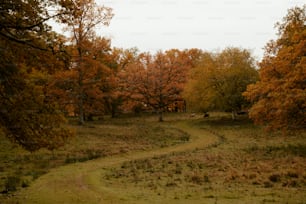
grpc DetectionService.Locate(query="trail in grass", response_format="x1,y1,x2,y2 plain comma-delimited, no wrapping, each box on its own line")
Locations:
16,120,219,204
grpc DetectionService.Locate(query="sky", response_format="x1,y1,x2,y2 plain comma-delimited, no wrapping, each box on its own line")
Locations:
60,0,305,61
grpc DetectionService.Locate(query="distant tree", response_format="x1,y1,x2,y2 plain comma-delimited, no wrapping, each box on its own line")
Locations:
184,48,258,119
104,47,139,117
183,48,204,68
123,50,191,121
60,0,113,124
243,6,306,131
183,52,217,113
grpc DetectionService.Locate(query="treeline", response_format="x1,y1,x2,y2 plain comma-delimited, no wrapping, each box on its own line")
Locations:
0,0,304,151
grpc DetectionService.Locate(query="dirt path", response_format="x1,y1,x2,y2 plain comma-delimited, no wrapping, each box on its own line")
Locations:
15,120,219,204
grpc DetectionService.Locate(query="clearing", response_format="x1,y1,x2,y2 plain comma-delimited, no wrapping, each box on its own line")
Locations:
2,113,306,203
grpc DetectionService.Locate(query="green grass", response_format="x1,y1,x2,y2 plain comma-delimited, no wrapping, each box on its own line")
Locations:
98,117,306,203
0,113,189,202
1,112,306,203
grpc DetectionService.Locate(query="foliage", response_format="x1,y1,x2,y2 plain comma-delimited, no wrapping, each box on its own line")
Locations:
0,1,73,151
102,47,139,117
0,0,68,50
49,37,113,120
243,6,306,131
184,48,258,117
60,0,114,124
122,49,198,121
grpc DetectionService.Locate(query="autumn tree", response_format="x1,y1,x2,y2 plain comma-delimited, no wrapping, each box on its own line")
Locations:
243,6,306,131
184,48,258,119
49,37,112,120
0,0,73,151
103,47,139,117
123,50,191,121
60,0,113,124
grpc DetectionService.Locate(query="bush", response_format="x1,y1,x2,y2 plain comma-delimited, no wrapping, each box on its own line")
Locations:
4,176,21,192
269,174,281,182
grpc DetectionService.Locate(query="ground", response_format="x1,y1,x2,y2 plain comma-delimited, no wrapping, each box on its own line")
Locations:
0,113,305,203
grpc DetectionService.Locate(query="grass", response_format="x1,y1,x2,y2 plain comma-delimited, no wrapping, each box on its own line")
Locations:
1,112,306,203
0,113,189,202
100,121,306,203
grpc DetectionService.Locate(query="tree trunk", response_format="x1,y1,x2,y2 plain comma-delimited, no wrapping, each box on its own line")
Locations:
78,48,84,125
78,96,84,125
158,111,163,122
231,110,237,120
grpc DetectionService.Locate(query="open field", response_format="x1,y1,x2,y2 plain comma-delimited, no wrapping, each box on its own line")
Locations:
0,114,190,202
1,113,306,203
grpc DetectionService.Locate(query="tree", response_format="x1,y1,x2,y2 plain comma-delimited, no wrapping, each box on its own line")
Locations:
243,6,306,131
49,37,112,120
184,48,258,119
61,0,113,124
0,0,74,151
123,50,191,121
103,47,139,117
0,0,68,50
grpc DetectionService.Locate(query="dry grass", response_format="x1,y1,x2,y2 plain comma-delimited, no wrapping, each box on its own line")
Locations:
1,113,305,203
101,116,306,203
0,114,189,202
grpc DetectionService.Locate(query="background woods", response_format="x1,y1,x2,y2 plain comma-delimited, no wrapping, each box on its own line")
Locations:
0,0,305,152
0,2,305,203
184,48,258,119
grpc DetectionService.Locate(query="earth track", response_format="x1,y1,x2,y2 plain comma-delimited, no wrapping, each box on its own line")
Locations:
15,120,221,204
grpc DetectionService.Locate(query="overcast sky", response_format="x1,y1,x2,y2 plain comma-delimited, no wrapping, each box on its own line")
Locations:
89,1,304,60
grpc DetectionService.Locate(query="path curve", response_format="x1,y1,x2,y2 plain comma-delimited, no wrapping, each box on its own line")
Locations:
16,120,219,204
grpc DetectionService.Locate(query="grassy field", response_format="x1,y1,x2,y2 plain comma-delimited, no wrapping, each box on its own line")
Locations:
0,114,189,202
1,113,305,203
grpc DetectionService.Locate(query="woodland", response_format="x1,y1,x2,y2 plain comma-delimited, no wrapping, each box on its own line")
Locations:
1,0,304,151
0,1,305,203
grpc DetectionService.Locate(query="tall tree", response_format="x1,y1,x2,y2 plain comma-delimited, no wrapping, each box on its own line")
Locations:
243,6,306,131
49,37,112,120
0,0,73,151
184,48,258,119
61,0,113,124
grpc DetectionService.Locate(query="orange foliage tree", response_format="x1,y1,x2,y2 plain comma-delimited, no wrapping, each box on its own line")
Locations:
0,0,73,151
60,0,113,124
243,6,306,132
49,37,112,120
122,49,193,121
103,48,139,117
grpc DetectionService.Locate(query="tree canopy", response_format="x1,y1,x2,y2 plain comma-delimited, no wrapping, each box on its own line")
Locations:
184,48,258,118
243,6,306,132
60,0,113,124
0,0,74,151
122,49,198,121
1,1,304,151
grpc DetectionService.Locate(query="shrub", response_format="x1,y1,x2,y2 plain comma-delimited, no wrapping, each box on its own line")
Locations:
269,174,281,182
4,176,21,192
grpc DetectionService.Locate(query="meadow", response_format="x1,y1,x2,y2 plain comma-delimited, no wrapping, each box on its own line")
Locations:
0,113,305,203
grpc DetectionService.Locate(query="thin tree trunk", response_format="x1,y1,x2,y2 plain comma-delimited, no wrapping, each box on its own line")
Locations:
158,111,163,122
78,48,84,125
231,110,237,120
78,100,84,124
